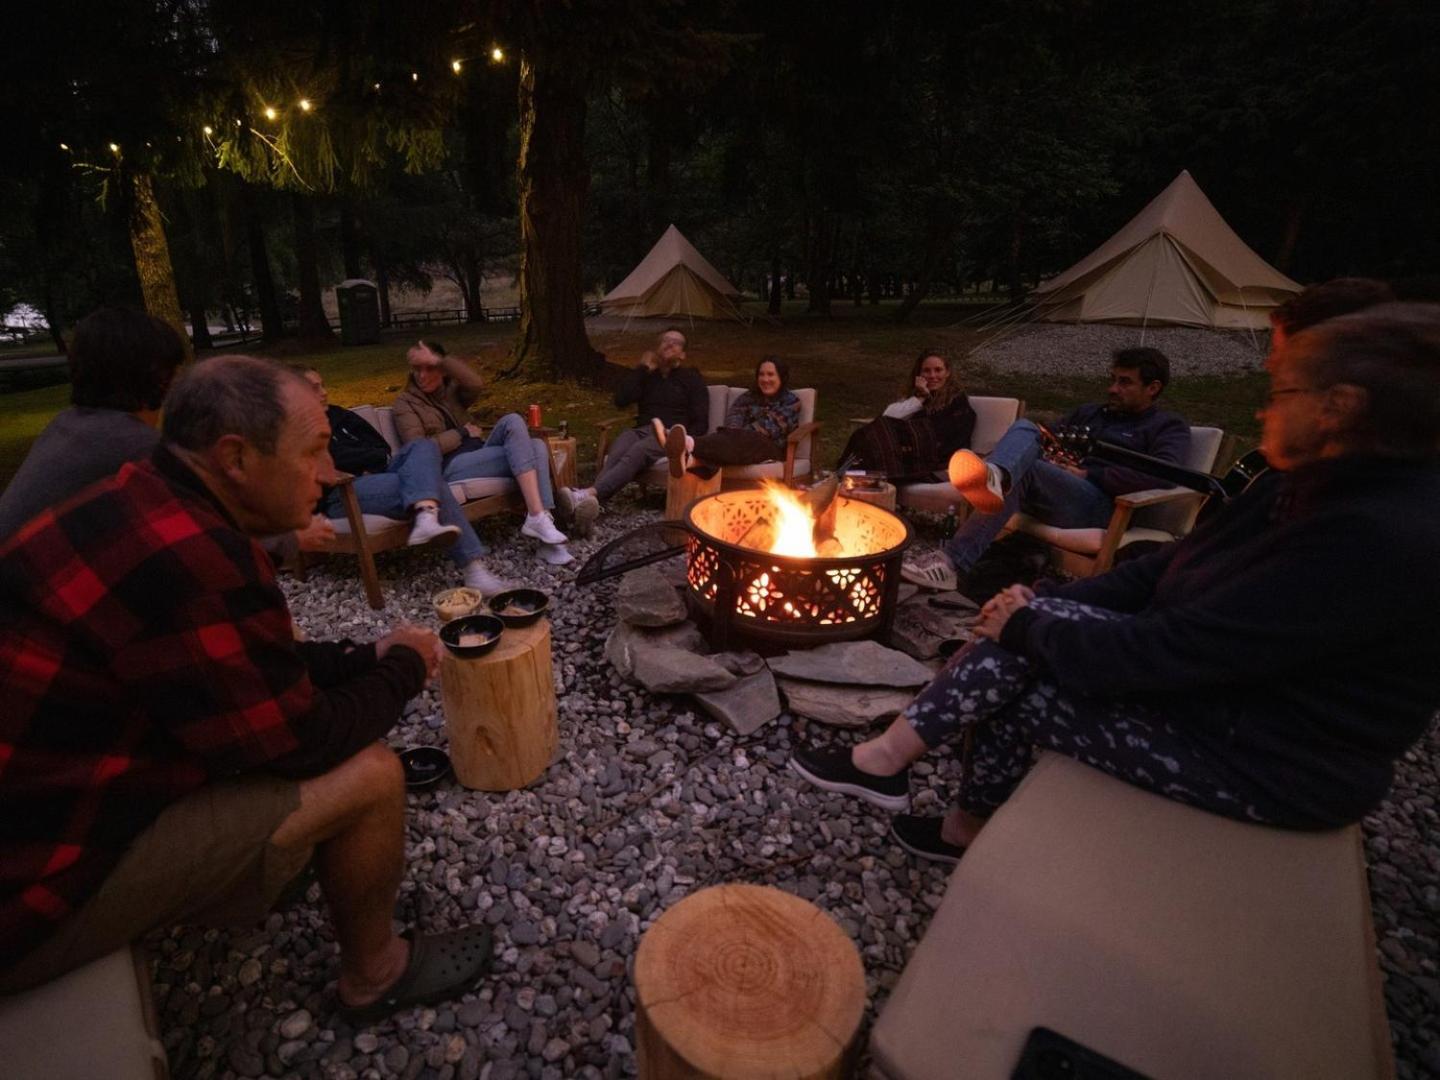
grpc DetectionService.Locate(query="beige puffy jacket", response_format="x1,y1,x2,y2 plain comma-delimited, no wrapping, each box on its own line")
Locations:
391,355,486,454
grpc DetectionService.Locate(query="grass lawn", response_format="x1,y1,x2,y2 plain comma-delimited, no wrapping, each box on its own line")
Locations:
0,300,1265,491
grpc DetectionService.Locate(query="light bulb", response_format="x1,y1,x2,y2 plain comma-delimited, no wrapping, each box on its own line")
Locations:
203,125,213,136
451,59,462,74
264,106,278,121
298,98,312,112
490,46,504,62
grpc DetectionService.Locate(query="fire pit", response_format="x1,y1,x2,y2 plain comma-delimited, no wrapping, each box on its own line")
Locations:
684,486,911,649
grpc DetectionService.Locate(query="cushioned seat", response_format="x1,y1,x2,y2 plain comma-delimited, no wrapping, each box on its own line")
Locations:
895,396,1025,514
632,385,818,487
869,753,1393,1080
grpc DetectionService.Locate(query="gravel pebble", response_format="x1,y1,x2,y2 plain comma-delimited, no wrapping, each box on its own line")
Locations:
972,323,1268,380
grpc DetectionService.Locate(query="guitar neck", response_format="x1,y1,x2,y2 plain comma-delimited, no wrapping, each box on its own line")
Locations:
1086,440,1228,499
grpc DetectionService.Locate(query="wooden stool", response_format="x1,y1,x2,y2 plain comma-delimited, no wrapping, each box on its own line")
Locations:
634,883,865,1079
665,467,723,521
841,478,897,511
440,619,557,790
547,436,578,490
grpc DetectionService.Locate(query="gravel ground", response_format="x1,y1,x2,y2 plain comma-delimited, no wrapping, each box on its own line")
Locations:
971,322,1270,378
145,507,1439,1079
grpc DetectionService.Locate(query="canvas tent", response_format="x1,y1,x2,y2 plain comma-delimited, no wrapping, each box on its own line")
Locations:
1032,171,1301,330
600,224,743,320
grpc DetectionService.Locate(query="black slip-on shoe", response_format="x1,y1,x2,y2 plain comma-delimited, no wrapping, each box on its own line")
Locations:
788,745,910,813
889,814,967,865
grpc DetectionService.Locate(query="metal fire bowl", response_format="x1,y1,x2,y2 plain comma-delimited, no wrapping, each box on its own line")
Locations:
683,491,913,647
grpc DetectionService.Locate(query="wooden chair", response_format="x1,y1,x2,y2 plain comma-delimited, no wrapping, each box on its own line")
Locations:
594,386,821,490
1004,425,1231,577
312,405,551,609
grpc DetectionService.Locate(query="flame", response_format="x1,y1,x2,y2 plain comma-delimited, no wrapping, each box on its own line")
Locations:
761,481,820,557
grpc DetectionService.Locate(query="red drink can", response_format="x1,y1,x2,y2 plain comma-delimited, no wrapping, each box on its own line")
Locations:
527,403,542,427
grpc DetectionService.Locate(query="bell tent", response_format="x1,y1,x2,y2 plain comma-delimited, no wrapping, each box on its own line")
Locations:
1032,171,1301,330
600,225,743,320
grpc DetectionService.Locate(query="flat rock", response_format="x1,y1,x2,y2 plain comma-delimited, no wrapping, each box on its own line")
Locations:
776,677,915,728
632,646,736,694
891,591,979,661
616,567,687,627
709,650,766,677
767,640,933,688
694,669,781,735
604,620,706,679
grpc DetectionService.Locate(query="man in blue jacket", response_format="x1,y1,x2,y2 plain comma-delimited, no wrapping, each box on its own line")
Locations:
902,348,1190,591
794,305,1440,862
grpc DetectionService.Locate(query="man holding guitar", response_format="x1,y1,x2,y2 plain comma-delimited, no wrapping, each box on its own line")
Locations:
793,303,1440,863
902,348,1191,592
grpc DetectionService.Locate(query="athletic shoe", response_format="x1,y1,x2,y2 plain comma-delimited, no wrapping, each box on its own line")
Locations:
536,542,574,566
408,508,461,549
889,814,967,865
561,488,599,538
521,511,568,545
462,561,514,596
788,744,910,813
665,424,690,478
900,550,958,592
946,450,1006,514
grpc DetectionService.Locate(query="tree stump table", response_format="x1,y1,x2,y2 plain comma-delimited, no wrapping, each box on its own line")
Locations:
440,619,557,790
634,883,866,1079
665,467,723,521
840,478,897,511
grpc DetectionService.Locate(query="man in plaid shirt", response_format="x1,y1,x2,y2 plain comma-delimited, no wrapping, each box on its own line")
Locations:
0,356,492,1022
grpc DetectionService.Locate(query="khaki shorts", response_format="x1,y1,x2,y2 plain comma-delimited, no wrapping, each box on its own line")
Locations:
1,774,310,995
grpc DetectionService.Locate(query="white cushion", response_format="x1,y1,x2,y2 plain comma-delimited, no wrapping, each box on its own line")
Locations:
968,396,1024,455
1008,514,1177,555
0,948,168,1080
896,481,964,514
329,513,408,536
448,476,518,501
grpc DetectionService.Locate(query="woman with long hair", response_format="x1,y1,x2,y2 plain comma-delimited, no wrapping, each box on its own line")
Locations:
838,350,976,480
655,355,801,471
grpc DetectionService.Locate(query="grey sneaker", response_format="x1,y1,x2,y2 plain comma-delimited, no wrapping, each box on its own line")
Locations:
521,511,568,545
462,562,514,596
559,487,599,538
408,509,461,549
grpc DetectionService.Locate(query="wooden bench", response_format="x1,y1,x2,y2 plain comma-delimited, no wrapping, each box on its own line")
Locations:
313,405,559,609
868,753,1394,1080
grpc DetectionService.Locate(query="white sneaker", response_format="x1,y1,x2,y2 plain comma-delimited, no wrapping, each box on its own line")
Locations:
408,508,461,549
521,511,568,545
560,487,600,538
462,561,514,596
536,542,574,566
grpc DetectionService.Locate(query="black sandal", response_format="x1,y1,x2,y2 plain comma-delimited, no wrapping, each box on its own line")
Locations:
335,924,494,1025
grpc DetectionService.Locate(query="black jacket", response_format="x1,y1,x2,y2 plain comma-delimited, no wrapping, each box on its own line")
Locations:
1060,402,1192,496
1002,456,1440,827
327,405,391,476
614,365,710,434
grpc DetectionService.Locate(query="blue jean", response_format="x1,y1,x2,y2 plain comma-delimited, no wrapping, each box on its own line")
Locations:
903,597,1288,825
942,419,1113,572
442,413,553,510
322,439,487,566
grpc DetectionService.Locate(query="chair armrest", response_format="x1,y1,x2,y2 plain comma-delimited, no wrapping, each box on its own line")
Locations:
1114,487,1207,509
847,416,875,427
594,416,627,474
783,421,822,484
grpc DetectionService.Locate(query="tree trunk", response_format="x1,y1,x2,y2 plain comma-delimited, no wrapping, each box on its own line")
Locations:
339,201,364,279
291,192,335,346
511,51,601,382
768,256,783,316
1007,213,1025,301
374,250,392,327
243,186,284,341
1274,199,1306,274
893,221,950,323
462,249,485,322
127,171,191,356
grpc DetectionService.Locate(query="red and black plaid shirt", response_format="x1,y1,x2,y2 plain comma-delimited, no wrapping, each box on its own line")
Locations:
0,448,337,967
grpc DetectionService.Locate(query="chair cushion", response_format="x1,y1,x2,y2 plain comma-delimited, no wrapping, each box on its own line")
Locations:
448,476,518,501
1007,513,1178,555
869,753,1390,1080
329,513,408,536
967,396,1024,455
895,480,963,514
711,386,818,461
0,947,168,1080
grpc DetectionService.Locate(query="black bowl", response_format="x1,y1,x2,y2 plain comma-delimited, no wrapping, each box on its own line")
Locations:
485,588,550,628
440,614,505,658
399,746,452,790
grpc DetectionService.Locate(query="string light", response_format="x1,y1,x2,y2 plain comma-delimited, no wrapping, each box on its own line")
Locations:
235,118,242,126
109,142,120,153
298,98,312,112
373,81,381,91
451,59,463,74
490,46,504,62
59,142,70,151
203,125,213,136
411,71,419,82
263,106,278,120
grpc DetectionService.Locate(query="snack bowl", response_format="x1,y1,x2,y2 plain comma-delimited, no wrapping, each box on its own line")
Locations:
485,588,550,628
433,586,484,623
399,746,452,790
439,614,504,658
